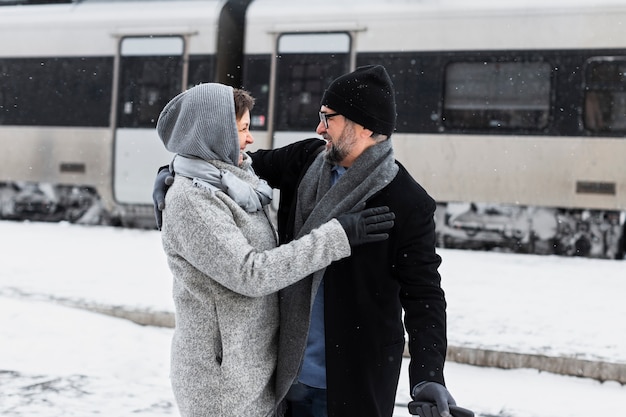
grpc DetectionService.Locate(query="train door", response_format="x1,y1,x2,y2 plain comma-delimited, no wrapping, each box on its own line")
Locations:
271,32,352,148
113,36,185,206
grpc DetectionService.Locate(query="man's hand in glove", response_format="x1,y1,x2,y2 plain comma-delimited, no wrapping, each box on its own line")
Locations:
153,165,175,230
409,382,473,417
408,402,474,417
336,205,395,246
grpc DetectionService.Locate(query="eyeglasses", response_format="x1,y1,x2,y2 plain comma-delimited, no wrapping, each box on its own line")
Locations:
319,112,340,129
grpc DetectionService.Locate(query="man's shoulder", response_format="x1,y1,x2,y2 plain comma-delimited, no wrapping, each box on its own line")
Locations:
391,161,432,195
375,161,437,213
289,138,326,161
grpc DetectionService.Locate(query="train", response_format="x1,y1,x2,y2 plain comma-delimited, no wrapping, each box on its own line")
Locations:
1,0,625,259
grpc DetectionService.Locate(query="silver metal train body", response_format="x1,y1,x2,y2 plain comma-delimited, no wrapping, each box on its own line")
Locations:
1,0,625,258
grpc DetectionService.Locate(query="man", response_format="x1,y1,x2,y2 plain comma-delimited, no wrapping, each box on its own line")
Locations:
248,65,455,417
154,65,458,417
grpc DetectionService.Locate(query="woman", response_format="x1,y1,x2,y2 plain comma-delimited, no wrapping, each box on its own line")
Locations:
156,83,392,417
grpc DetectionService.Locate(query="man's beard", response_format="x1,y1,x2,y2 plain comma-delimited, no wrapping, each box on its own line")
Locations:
325,123,356,165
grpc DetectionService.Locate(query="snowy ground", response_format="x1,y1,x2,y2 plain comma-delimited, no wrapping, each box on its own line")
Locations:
1,220,625,417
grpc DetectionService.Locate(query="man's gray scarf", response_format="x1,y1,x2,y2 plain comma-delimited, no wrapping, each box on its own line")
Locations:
173,154,273,212
294,139,398,293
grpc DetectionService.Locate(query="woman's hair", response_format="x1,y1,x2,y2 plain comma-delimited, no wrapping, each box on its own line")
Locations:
233,88,255,120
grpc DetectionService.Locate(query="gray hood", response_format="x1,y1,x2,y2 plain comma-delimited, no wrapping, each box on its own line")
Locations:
156,83,239,166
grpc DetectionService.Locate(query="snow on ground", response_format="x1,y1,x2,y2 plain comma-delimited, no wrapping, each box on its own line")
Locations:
1,297,174,417
1,220,625,417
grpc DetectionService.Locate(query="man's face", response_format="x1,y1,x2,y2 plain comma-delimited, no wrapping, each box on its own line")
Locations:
317,106,358,166
325,120,358,166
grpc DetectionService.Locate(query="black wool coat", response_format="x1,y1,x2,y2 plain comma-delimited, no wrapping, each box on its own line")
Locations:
250,138,447,417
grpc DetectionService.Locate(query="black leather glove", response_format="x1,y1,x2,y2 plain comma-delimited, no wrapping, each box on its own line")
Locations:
408,402,474,417
409,382,473,417
336,206,395,246
153,165,174,230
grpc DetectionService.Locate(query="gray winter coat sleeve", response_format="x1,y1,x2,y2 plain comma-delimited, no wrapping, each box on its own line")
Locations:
161,178,351,298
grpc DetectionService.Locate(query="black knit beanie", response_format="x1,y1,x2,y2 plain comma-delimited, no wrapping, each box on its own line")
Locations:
321,65,396,136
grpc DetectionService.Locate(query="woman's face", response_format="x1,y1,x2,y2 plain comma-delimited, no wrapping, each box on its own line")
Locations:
237,109,254,166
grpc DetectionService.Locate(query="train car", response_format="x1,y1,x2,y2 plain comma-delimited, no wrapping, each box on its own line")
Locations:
0,0,254,227
242,0,626,258
1,0,625,259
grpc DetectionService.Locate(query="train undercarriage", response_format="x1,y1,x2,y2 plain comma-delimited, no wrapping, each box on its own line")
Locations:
436,202,626,260
0,181,155,229
1,181,625,259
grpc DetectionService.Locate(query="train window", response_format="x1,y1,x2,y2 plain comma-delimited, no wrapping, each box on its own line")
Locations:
116,37,184,129
274,33,351,131
583,59,626,132
188,55,217,89
243,55,271,130
0,57,112,127
443,61,551,130
278,33,350,54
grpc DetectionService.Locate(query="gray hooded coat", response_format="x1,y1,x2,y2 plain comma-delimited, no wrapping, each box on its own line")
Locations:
156,83,351,417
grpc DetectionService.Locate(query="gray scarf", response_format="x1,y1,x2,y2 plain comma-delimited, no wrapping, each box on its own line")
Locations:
173,154,273,212
295,139,398,239
293,139,398,298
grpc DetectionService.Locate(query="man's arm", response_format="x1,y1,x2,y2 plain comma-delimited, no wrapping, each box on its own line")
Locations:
249,138,325,243
394,193,458,417
152,138,324,231
249,138,325,188
394,193,446,386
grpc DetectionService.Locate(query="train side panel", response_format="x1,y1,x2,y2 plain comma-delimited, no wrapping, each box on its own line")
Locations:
244,0,626,257
0,0,231,226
